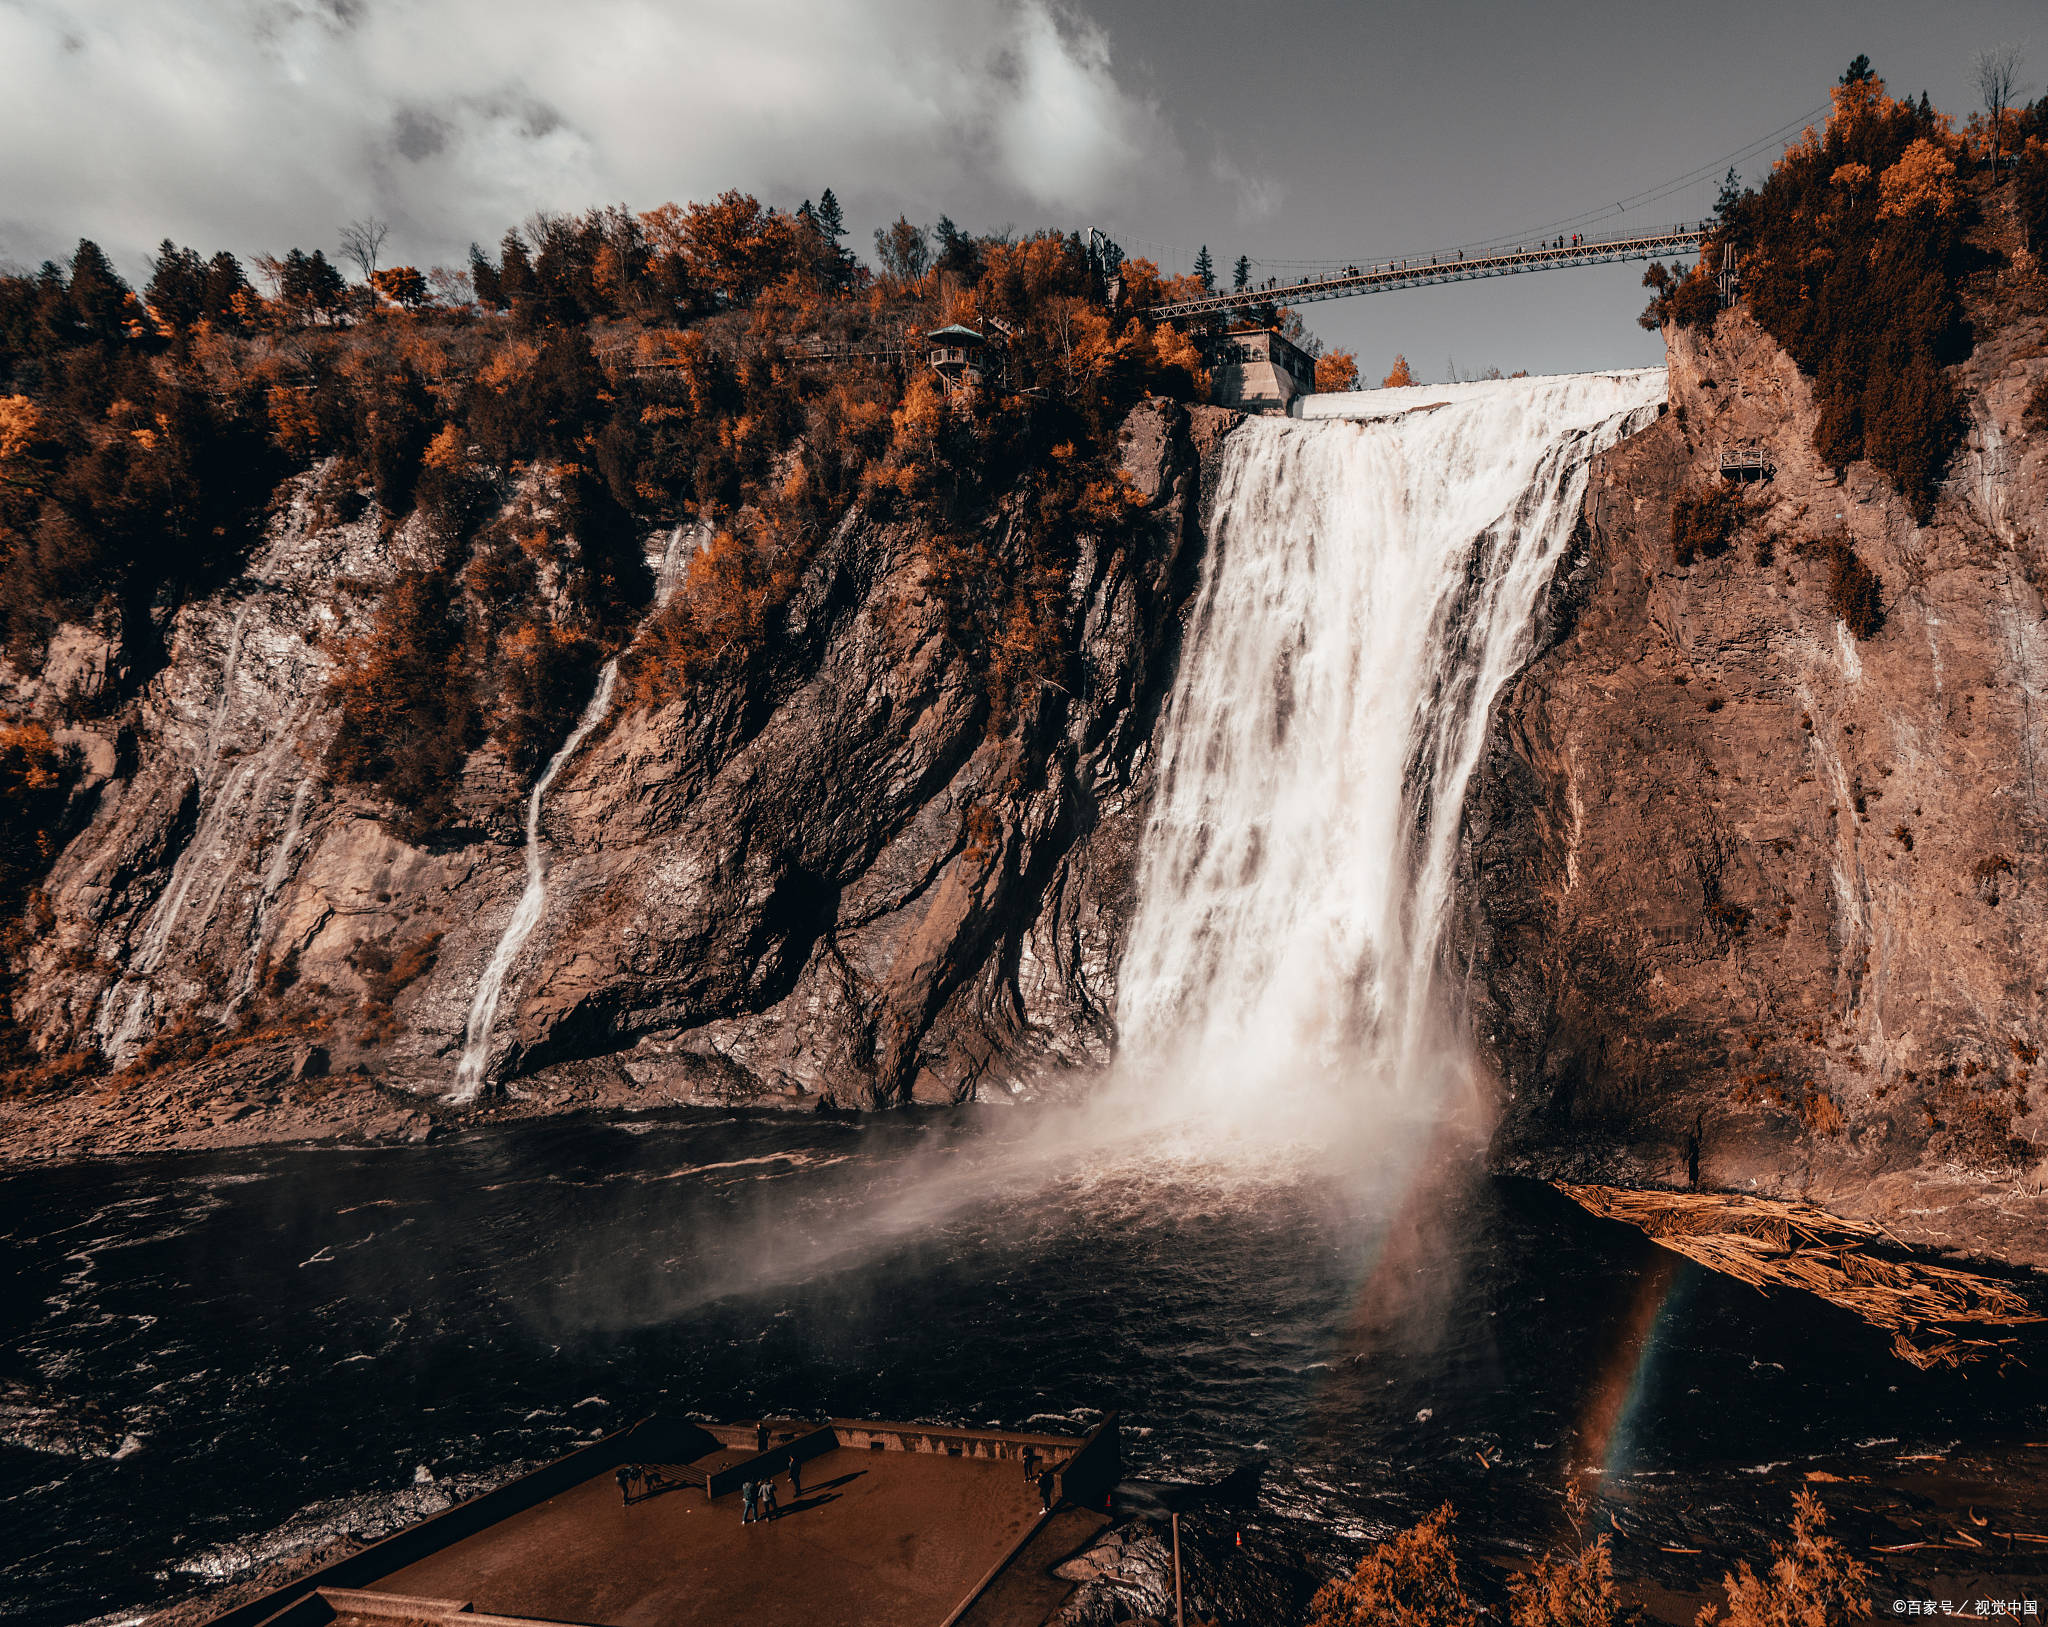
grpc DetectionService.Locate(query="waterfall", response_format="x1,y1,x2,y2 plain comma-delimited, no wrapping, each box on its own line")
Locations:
450,526,696,1101
1114,371,1664,1131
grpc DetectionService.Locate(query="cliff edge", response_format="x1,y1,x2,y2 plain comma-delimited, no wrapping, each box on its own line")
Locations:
1459,280,2048,1268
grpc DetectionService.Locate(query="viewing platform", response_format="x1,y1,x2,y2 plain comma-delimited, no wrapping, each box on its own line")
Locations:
1718,445,1775,482
202,1414,1120,1627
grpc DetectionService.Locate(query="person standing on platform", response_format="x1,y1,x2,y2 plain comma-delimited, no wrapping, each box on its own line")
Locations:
760,1479,779,1521
741,1479,758,1524
615,1465,632,1506
787,1451,802,1499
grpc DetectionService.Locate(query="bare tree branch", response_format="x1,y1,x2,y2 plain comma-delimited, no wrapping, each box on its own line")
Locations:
1974,43,2026,164
339,217,390,281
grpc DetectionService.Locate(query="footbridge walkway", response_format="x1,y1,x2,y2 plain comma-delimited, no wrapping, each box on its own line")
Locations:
1141,223,1708,323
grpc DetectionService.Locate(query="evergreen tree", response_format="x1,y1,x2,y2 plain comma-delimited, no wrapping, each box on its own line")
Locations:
815,188,847,243
146,241,208,330
1714,166,1744,220
1233,254,1251,291
67,240,131,341
499,230,537,322
1194,244,1214,290
468,242,505,310
813,189,857,291
201,252,252,326
1841,54,1874,85
933,215,981,280
279,248,347,323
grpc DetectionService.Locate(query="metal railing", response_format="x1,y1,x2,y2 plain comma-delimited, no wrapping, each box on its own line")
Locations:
1145,224,1710,322
1719,447,1775,480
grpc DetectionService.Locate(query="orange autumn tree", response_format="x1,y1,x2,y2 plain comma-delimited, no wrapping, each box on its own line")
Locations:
1307,1504,1469,1627
641,192,813,305
370,266,431,310
1383,353,1415,387
1315,348,1360,392
1719,58,1971,519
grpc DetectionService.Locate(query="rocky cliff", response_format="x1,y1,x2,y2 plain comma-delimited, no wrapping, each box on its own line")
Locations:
0,399,1232,1157
1458,287,2048,1268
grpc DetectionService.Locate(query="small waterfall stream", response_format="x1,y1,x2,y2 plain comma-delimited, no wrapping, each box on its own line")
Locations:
450,526,695,1100
1114,371,1665,1127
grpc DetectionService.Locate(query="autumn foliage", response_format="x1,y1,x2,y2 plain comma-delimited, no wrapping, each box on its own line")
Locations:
1307,1489,1866,1627
1695,1491,1871,1627
1315,348,1360,393
1306,1504,1469,1627
1709,61,1974,519
1383,353,1416,388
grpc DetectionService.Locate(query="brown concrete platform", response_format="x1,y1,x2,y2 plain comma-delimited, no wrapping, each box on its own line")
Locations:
370,1446,1049,1627
203,1415,1121,1627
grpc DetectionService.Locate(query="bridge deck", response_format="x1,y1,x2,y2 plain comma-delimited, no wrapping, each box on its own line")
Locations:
1145,227,1706,321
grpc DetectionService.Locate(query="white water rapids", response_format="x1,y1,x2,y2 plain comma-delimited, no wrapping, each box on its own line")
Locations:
1112,370,1665,1137
451,526,696,1101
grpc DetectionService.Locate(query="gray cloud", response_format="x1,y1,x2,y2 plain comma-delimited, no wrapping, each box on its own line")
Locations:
1210,153,1285,224
0,0,1178,274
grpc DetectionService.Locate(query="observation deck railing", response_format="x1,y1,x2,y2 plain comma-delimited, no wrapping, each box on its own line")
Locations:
1718,447,1775,481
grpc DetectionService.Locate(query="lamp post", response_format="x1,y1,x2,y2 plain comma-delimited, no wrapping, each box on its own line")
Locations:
1171,1511,1184,1627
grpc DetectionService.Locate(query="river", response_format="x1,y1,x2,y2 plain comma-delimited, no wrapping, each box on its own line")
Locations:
5,1108,2046,1626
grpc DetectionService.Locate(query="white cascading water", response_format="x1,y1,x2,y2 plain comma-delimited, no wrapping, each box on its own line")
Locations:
451,526,696,1101
1112,371,1665,1140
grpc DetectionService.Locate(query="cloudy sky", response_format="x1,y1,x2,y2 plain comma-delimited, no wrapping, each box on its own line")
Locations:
0,0,2039,376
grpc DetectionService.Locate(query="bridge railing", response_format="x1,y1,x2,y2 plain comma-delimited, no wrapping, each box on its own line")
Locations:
1144,223,1710,321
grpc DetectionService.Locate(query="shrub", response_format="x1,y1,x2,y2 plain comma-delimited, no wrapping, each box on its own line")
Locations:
1696,1489,1870,1627
2024,376,2048,433
1795,535,1884,638
1672,486,1744,566
1306,1504,1468,1627
629,522,797,699
1508,1533,1621,1627
2016,139,2048,256
1639,260,1720,331
324,568,479,841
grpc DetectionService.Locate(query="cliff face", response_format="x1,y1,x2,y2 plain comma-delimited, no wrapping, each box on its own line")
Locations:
0,399,1231,1152
1458,297,2048,1267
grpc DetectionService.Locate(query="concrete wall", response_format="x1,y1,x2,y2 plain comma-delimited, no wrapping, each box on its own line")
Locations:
1211,330,1316,414
828,1419,1077,1464
203,1416,719,1627
1052,1413,1121,1511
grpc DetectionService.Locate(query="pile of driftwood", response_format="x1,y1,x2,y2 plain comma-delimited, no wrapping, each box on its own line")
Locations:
1554,1183,2044,1369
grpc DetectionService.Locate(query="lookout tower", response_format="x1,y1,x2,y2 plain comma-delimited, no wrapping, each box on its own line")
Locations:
1210,326,1316,414
926,324,987,388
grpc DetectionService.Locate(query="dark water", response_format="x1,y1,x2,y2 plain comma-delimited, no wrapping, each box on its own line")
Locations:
4,1107,2045,1626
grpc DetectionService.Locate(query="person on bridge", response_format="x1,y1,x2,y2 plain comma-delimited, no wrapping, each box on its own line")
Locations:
741,1479,758,1524
787,1451,802,1498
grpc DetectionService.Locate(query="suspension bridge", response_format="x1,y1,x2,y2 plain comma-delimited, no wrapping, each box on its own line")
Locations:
1138,223,1709,323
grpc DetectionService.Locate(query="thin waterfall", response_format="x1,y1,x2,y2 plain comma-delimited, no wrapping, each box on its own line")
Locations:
451,525,696,1101
1114,372,1665,1127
